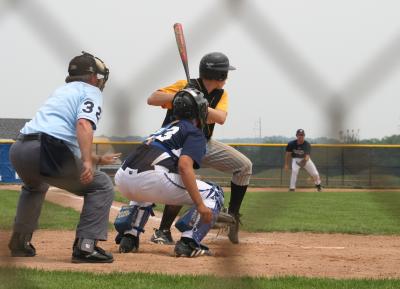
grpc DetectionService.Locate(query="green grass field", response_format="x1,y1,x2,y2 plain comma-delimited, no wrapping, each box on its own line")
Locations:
116,190,400,234
236,191,400,234
2,188,400,288
1,267,400,289
0,190,80,230
3,189,400,234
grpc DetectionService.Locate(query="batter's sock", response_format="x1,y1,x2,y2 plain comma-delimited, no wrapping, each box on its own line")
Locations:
228,182,247,216
159,205,183,231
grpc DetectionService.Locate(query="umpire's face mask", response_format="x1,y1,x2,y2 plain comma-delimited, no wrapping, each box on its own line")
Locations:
94,58,109,91
96,77,106,91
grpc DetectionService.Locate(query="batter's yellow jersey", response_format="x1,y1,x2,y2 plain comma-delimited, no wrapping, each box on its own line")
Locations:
158,80,229,112
158,79,229,139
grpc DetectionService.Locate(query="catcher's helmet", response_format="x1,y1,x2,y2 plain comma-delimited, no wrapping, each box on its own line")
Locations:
172,88,208,130
199,52,236,81
68,51,109,82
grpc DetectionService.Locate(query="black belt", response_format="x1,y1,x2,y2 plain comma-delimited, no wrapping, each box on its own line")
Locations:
17,133,65,145
16,133,41,141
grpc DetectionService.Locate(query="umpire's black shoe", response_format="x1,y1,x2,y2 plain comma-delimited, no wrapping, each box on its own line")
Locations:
8,232,36,257
72,238,113,263
228,213,242,244
119,234,139,253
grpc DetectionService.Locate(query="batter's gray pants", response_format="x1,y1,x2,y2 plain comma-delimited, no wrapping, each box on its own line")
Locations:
9,139,114,241
202,139,252,186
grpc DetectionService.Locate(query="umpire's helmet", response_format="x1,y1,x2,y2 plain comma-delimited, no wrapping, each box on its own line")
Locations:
172,88,208,130
66,51,109,88
199,52,236,81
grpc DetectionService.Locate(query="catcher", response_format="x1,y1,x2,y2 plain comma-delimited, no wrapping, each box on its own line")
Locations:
284,129,322,192
114,88,226,257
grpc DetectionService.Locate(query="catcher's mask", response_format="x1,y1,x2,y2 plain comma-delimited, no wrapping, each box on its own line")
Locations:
199,52,236,81
172,88,208,130
66,51,109,90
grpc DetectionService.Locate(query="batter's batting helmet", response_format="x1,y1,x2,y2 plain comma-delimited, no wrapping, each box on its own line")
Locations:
199,52,236,81
172,88,208,130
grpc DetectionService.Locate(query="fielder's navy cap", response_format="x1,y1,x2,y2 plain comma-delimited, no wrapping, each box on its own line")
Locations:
296,129,305,135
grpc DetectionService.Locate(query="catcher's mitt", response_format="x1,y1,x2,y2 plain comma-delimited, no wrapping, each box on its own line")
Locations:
212,211,236,230
297,158,308,168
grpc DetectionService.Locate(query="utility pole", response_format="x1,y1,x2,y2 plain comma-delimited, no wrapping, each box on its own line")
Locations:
254,117,262,139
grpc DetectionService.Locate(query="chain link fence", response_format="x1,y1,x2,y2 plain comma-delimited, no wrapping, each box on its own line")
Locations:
94,141,400,189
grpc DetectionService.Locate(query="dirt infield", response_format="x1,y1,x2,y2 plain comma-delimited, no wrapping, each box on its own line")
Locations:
1,185,400,279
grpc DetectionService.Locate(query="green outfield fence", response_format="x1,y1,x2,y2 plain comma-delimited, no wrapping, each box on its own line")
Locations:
1,140,399,188
92,141,400,189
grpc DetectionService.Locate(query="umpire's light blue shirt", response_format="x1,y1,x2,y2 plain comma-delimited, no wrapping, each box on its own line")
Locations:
21,81,103,157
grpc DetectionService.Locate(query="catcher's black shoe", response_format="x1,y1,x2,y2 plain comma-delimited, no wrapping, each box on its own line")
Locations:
228,213,242,244
119,234,139,253
8,232,36,257
316,184,323,192
72,238,113,263
150,228,174,245
174,238,211,257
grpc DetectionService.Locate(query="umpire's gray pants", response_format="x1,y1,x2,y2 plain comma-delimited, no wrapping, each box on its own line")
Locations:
9,139,114,241
202,139,252,186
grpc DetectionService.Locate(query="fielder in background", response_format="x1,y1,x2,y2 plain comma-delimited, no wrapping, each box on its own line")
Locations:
114,88,223,257
147,52,252,244
8,52,120,263
284,129,322,192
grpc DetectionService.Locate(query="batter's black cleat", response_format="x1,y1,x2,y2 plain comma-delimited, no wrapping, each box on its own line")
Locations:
316,184,323,192
174,238,211,257
150,228,174,245
119,234,139,253
72,238,113,263
8,232,36,257
289,188,295,192
228,213,242,244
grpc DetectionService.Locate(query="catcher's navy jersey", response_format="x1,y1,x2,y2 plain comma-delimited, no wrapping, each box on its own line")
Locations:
123,120,206,173
286,140,311,158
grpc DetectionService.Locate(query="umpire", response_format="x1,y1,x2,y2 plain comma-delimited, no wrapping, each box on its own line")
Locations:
147,52,252,244
8,52,116,263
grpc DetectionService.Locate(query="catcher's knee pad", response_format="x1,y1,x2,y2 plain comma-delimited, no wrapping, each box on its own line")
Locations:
114,204,155,237
175,184,224,245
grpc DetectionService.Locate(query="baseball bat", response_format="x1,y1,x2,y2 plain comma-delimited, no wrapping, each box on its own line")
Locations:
173,23,190,83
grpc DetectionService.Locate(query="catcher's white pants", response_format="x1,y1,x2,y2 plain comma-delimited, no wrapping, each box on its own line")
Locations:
114,166,218,239
290,158,321,190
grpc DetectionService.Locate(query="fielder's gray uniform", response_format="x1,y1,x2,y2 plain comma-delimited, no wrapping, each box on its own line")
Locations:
286,138,321,190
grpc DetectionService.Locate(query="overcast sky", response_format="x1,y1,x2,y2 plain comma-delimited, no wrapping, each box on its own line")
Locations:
2,0,400,140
